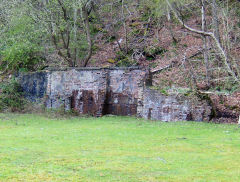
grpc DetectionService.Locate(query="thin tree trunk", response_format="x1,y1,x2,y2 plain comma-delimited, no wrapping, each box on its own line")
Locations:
201,0,210,85
211,0,222,65
122,0,128,54
111,2,124,54
82,5,92,67
73,6,78,67
211,0,221,45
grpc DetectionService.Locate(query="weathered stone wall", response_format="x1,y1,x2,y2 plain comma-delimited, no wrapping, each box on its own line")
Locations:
17,72,48,101
104,68,148,116
141,88,190,121
18,67,212,121
18,67,149,117
141,88,212,121
45,68,108,116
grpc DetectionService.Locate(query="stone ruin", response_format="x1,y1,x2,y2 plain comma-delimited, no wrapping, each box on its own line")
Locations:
18,67,212,122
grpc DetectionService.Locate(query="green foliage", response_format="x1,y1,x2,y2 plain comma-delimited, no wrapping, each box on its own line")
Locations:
0,79,26,112
144,46,167,58
1,42,42,72
115,51,137,67
139,0,194,19
160,88,169,95
116,58,136,67
0,11,45,72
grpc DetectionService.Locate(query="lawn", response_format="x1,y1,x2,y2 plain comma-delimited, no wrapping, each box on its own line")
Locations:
0,114,240,182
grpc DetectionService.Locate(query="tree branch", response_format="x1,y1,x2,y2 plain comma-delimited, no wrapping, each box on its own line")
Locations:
165,0,239,83
81,5,93,67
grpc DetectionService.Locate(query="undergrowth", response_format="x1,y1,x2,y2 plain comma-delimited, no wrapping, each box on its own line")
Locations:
0,79,27,112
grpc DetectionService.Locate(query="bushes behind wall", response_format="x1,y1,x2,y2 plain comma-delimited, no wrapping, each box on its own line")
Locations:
0,79,26,112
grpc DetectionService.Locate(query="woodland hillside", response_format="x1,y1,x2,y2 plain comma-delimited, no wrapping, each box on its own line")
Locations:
0,0,240,122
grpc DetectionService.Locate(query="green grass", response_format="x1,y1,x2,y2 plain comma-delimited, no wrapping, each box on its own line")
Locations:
0,114,240,182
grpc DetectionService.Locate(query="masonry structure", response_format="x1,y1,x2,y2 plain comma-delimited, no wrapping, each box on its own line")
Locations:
18,67,212,121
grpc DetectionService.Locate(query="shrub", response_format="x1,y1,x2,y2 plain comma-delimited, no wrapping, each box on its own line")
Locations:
0,42,42,72
0,79,26,112
0,14,45,72
115,51,137,67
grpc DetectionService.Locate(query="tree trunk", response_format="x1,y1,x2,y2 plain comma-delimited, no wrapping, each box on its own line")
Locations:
122,0,128,54
211,0,222,65
201,0,210,85
81,5,92,67
211,0,221,45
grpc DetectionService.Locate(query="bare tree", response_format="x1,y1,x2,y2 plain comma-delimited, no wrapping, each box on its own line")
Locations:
27,0,96,67
200,0,210,85
211,0,221,45
166,0,239,83
81,3,93,67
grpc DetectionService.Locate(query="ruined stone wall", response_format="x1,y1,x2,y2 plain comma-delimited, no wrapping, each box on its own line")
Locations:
18,67,212,121
104,68,148,116
18,67,149,117
141,88,212,122
45,68,108,116
17,72,48,101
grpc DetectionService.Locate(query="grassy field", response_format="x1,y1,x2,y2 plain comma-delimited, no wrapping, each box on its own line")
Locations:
0,114,240,182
